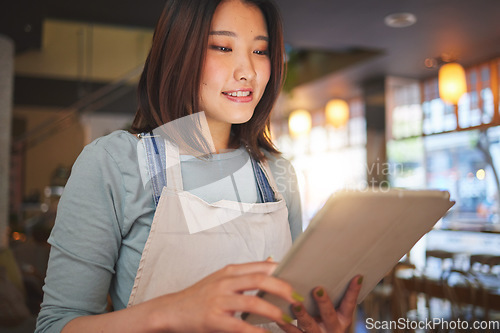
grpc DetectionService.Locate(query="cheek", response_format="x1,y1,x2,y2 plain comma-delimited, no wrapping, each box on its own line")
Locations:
202,56,226,85
260,60,271,85
200,64,219,104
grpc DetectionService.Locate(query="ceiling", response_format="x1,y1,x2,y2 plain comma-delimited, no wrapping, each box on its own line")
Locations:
278,0,500,102
3,0,500,113
280,0,500,78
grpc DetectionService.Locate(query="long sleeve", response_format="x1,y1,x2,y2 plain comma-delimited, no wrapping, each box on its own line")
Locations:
35,131,304,332
36,143,126,333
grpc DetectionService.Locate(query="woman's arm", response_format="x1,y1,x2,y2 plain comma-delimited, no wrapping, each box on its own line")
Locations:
36,141,128,332
63,262,299,333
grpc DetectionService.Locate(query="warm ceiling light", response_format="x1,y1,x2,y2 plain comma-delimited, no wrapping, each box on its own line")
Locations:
438,62,467,105
288,109,312,137
325,99,349,128
384,13,417,28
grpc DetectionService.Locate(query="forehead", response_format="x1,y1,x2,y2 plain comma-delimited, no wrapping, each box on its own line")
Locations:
211,0,268,35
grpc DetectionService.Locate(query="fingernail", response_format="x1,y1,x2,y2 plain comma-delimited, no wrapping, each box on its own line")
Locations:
293,304,302,313
316,288,324,297
292,291,304,302
282,313,293,324
358,276,364,285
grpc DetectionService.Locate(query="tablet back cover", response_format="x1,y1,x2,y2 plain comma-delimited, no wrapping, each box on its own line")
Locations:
245,189,454,324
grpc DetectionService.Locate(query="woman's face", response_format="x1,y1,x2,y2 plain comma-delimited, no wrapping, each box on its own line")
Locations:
199,0,271,131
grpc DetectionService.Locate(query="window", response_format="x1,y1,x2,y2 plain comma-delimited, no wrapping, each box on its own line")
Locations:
422,59,500,134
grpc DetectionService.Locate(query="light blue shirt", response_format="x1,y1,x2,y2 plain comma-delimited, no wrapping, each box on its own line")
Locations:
35,130,302,333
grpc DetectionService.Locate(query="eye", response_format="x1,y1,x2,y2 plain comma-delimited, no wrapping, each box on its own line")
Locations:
254,50,269,56
210,45,232,52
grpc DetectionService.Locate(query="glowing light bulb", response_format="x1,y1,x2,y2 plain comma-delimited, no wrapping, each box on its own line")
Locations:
438,62,467,105
476,169,485,180
325,99,349,128
288,109,312,137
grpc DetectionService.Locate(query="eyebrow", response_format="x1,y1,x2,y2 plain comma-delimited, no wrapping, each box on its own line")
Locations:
209,30,269,42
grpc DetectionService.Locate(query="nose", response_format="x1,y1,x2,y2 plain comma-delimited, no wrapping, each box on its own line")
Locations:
233,53,256,81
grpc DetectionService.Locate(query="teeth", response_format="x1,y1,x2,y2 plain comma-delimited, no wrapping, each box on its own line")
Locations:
225,91,251,97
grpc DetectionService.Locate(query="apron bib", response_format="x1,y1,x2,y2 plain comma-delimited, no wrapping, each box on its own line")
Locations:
128,137,292,331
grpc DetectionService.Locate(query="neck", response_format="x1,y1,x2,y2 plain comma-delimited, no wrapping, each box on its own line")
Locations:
205,119,233,153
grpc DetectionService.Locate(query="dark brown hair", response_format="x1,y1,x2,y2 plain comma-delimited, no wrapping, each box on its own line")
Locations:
130,0,285,160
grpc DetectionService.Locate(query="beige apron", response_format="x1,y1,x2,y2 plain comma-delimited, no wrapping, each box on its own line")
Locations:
128,139,292,331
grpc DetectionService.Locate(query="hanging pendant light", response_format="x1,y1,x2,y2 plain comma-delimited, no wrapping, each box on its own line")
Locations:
325,99,350,128
288,109,312,137
438,62,467,105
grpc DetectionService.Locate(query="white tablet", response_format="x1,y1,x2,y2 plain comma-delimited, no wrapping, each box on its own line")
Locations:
244,189,454,324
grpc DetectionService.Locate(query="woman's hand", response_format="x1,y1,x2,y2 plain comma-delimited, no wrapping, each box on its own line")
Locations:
278,275,363,333
147,261,299,333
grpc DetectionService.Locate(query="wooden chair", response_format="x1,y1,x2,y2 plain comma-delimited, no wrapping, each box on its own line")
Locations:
423,250,457,322
441,269,483,333
470,254,494,274
425,250,455,275
388,262,422,332
360,261,418,332
468,255,500,331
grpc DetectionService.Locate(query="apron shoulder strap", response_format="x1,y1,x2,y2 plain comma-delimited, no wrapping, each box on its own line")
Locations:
142,134,280,206
141,132,167,207
251,157,282,203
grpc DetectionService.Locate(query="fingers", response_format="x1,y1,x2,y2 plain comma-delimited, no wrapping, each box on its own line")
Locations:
197,261,279,289
190,262,301,329
218,261,279,277
292,303,322,333
218,295,288,325
337,275,363,319
291,276,362,333
278,322,303,333
193,264,365,333
312,286,338,332
219,271,297,305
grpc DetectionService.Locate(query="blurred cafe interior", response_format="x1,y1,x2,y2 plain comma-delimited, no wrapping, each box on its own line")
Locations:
1,0,500,331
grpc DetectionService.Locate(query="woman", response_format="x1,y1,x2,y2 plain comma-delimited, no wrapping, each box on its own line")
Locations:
36,0,362,332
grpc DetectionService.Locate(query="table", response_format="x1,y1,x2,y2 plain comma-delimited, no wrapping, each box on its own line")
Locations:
394,269,500,319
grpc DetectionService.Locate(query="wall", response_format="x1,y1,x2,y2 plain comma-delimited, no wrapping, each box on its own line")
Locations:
0,35,14,248
13,106,85,198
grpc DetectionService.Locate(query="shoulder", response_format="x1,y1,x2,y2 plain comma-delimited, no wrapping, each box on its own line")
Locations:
76,130,140,172
85,130,139,158
59,130,149,238
67,130,143,200
260,150,300,208
67,129,141,191
262,151,297,192
264,152,294,173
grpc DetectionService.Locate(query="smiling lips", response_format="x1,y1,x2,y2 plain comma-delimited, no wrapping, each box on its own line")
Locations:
222,89,253,102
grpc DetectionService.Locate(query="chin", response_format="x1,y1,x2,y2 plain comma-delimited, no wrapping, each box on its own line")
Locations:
232,113,254,124
227,109,255,124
